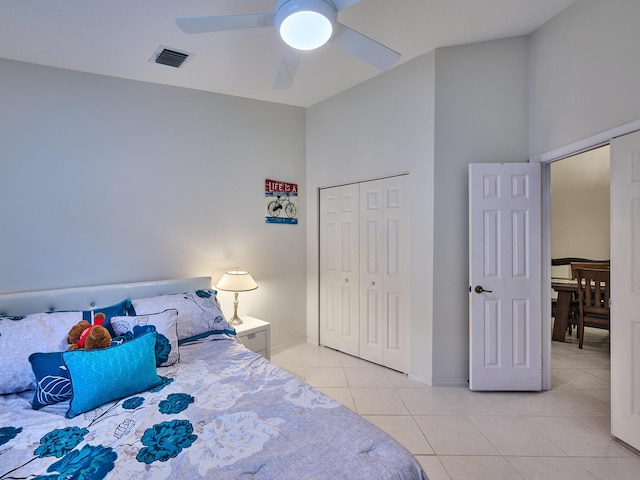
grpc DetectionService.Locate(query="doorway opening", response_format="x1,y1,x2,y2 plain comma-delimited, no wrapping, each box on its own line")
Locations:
549,145,610,392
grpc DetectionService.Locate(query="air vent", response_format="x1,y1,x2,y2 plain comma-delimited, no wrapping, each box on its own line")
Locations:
150,46,193,68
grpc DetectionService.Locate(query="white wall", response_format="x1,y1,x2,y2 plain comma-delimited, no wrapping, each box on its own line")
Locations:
306,53,436,383
432,37,530,385
551,146,610,260
306,37,530,386
0,58,307,349
529,0,640,158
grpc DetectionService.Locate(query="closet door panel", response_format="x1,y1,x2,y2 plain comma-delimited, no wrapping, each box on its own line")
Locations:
360,180,385,364
320,184,360,356
387,292,402,350
382,175,410,373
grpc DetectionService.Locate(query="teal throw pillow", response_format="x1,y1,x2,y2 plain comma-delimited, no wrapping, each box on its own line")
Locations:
63,332,162,418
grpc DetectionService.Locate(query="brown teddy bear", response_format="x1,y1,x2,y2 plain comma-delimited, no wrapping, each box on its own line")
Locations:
67,313,112,350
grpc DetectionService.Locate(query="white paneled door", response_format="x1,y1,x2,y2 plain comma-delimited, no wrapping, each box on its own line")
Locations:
359,176,410,372
469,163,542,391
610,131,640,451
320,183,360,357
320,175,410,373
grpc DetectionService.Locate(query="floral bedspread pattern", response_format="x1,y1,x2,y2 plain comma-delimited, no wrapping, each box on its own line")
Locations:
0,338,427,479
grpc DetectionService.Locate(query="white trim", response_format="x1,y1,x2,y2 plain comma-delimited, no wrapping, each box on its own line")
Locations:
317,171,410,191
531,118,640,164
407,373,433,385
541,164,552,390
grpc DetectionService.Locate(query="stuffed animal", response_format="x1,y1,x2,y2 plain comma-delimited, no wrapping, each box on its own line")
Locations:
67,313,112,350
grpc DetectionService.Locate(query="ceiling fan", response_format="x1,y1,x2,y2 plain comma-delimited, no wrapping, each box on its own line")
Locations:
175,0,400,89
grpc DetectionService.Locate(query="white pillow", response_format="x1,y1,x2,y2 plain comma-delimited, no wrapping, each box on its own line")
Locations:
0,311,82,394
132,289,234,343
110,309,180,367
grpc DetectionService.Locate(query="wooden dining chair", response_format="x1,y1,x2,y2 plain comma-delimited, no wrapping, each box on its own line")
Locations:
570,261,610,277
575,267,611,349
569,261,610,336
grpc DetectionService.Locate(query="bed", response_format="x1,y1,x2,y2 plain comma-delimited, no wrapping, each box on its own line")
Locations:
0,277,427,479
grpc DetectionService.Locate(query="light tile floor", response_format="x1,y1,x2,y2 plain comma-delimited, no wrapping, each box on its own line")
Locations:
271,328,640,480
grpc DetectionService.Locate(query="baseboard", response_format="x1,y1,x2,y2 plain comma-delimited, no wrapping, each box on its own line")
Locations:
430,376,469,387
407,372,432,385
271,337,308,355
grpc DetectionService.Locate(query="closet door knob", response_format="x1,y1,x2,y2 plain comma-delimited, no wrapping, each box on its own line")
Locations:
344,278,349,283
370,281,376,286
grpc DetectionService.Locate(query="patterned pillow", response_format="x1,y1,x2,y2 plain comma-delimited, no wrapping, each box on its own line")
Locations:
132,290,235,344
63,332,162,418
0,311,82,395
110,309,180,367
29,351,72,409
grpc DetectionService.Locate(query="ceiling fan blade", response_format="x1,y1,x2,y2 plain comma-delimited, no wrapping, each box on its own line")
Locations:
330,23,400,71
273,50,303,90
331,0,361,12
176,13,275,34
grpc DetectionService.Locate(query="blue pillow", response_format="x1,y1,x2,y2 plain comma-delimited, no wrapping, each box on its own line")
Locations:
29,351,72,410
63,332,162,418
79,299,136,337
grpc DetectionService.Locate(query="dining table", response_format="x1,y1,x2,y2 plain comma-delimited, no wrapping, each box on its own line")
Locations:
552,279,578,342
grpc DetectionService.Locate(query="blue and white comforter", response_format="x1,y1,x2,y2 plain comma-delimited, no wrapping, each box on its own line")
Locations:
0,337,427,479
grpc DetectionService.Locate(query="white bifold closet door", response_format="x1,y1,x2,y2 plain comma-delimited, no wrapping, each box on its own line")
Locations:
320,175,410,373
319,183,360,357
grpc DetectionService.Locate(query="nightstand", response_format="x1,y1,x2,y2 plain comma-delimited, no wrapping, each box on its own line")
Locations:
234,316,271,360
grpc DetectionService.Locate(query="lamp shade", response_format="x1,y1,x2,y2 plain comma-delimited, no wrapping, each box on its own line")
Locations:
215,270,258,293
275,0,336,51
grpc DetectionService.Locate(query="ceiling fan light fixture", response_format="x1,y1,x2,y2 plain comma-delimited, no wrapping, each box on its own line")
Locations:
275,0,336,51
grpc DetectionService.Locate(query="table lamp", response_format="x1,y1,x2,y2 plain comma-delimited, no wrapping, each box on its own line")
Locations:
215,269,258,325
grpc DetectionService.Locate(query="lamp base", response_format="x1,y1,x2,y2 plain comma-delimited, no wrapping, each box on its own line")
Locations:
228,292,244,325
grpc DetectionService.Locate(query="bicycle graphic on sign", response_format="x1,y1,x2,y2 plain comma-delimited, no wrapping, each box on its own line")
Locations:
267,194,297,219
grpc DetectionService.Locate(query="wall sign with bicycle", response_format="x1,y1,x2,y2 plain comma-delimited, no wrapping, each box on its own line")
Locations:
265,178,298,225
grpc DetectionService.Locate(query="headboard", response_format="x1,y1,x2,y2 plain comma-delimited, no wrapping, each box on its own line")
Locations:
0,277,213,317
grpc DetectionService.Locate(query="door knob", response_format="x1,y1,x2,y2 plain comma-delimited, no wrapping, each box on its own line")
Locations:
474,285,493,294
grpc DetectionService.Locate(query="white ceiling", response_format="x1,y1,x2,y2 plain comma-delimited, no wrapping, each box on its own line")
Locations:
0,0,576,107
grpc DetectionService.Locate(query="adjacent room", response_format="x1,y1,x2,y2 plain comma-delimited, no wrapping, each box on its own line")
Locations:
2,1,640,479
549,146,612,443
